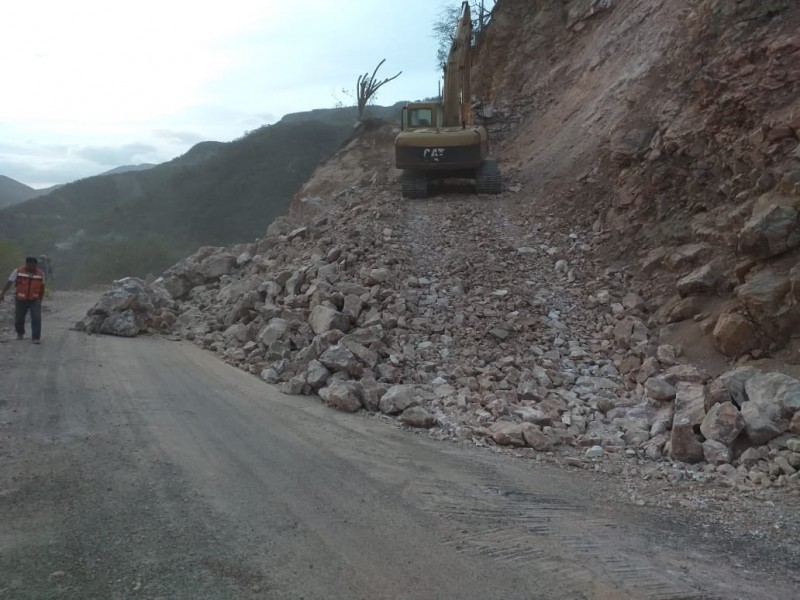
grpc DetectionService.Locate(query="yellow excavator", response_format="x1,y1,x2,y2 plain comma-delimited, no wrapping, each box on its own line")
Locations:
394,1,502,199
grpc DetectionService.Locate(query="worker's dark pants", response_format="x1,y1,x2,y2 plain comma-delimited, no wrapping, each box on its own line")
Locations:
15,299,42,340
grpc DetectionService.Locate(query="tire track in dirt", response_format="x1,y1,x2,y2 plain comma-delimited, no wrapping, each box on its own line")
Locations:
410,477,722,600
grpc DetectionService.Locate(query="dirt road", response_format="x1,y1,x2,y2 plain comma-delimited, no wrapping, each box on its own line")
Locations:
0,292,797,599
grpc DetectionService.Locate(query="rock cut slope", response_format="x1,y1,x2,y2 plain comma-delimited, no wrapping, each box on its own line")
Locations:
473,0,800,361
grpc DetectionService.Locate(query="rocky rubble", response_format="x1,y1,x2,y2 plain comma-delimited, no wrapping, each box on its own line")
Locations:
73,0,800,498
104,167,799,497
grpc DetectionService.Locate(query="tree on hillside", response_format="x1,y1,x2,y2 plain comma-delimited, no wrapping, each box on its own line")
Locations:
433,1,496,72
355,59,402,121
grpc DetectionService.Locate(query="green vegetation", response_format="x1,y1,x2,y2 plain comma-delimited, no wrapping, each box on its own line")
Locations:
60,235,184,289
0,239,24,281
0,106,402,288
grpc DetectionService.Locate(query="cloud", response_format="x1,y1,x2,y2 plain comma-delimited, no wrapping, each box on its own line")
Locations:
153,130,208,145
0,140,164,187
74,143,158,166
0,0,443,187
0,158,84,189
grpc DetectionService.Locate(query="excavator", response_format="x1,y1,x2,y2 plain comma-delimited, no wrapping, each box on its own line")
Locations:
394,1,502,199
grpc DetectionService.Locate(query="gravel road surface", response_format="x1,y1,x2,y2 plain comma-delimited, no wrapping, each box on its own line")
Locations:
0,292,796,599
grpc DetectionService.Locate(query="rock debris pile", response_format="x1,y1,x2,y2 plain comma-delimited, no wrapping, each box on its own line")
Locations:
75,0,800,497
80,171,799,494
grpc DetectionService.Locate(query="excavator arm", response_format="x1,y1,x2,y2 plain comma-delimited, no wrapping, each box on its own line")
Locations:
442,2,473,127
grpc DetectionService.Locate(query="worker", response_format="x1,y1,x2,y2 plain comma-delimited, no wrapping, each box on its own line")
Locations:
0,256,46,344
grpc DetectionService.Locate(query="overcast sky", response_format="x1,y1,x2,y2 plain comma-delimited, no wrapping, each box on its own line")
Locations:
0,0,452,188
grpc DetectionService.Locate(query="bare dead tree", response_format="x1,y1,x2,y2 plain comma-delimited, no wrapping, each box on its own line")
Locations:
356,59,402,121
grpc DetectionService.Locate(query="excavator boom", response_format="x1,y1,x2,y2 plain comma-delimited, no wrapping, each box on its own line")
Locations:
443,2,472,127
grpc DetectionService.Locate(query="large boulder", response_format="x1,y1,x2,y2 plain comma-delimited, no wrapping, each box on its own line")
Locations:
699,402,744,446
736,268,791,331
321,381,362,412
490,422,528,447
77,277,172,336
670,419,705,463
399,406,436,428
645,377,677,401
100,310,140,337
702,439,732,465
737,192,800,259
741,372,800,444
305,360,330,389
673,382,706,428
522,426,555,451
379,385,424,414
318,345,361,377
259,318,289,346
198,253,237,280
612,316,649,349
157,247,219,299
716,367,759,407
712,312,759,357
91,277,152,315
308,305,351,335
676,263,718,297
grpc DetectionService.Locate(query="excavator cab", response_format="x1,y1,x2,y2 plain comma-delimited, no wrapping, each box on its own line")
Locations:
401,103,443,130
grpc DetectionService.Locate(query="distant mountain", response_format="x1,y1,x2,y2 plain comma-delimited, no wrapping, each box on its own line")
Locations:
0,104,403,288
279,102,405,127
0,175,41,208
99,164,156,176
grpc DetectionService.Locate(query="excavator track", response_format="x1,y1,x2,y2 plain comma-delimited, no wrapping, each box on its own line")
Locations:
475,159,503,195
401,170,429,199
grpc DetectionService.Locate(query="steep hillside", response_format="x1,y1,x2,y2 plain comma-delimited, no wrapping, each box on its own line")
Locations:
0,175,41,208
0,107,398,288
471,0,799,362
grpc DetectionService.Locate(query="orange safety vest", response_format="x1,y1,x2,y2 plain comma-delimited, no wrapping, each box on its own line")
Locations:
15,267,45,301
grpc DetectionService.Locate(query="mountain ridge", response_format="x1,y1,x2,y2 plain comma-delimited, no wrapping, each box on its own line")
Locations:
0,104,403,287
